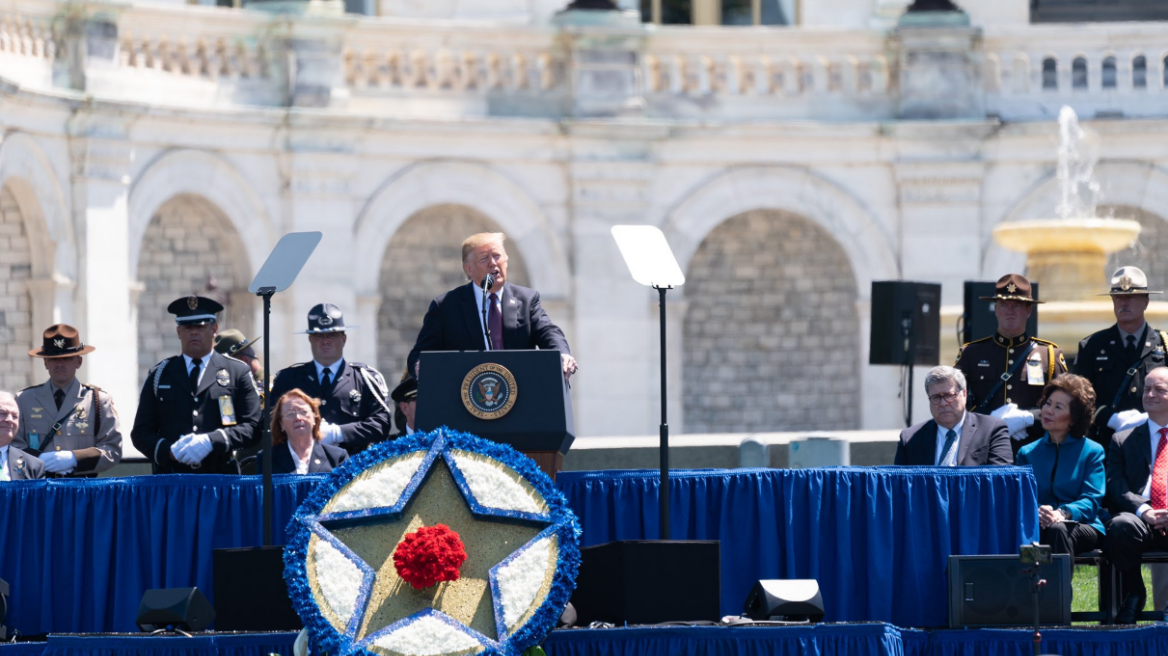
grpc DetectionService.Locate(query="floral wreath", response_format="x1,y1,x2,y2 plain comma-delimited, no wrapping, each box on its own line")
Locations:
284,428,581,656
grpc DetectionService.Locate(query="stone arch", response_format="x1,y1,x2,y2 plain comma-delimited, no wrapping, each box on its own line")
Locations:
985,161,1168,280
128,149,274,283
0,132,74,284
375,204,532,379
133,195,256,384
0,183,37,390
681,209,862,432
353,161,569,301
663,166,899,294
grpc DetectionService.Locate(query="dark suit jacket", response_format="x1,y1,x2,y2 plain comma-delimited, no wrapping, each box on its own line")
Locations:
894,412,1014,466
1075,325,1167,444
130,351,261,474
1107,422,1160,515
260,441,349,475
5,446,44,479
406,282,570,375
266,360,390,455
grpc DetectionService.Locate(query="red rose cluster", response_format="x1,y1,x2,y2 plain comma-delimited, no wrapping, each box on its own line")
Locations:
392,524,469,590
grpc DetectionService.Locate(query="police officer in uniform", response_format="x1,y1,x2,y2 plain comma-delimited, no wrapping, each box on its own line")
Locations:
954,274,1068,450
131,296,261,474
388,376,418,440
1074,266,1167,450
266,303,391,455
214,328,263,388
14,324,122,477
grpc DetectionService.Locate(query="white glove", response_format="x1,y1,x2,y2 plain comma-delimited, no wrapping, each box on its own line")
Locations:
171,433,194,463
181,433,214,465
991,403,1034,441
1109,410,1148,433
40,450,76,474
319,419,344,446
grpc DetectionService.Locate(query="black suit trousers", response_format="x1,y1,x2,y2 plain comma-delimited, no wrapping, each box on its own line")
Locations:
1106,512,1168,597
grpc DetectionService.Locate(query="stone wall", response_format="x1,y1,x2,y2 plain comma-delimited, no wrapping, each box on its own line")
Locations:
1105,205,1168,293
136,195,253,385
0,185,33,391
376,204,530,380
682,209,861,433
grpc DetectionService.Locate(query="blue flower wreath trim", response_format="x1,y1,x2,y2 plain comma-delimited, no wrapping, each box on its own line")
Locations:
284,427,581,656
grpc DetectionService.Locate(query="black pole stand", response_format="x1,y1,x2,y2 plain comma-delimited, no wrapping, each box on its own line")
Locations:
1026,565,1046,656
656,285,671,541
902,315,915,428
258,286,276,546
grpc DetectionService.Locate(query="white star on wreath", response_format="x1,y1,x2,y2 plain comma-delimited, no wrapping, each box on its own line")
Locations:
285,430,580,656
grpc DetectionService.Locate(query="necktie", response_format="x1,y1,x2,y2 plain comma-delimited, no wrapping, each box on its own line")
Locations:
488,293,504,351
189,358,202,391
1150,427,1168,510
53,389,64,411
320,368,333,393
1127,335,1139,360
937,429,958,467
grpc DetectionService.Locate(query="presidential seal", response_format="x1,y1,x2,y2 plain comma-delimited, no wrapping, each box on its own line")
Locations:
461,363,517,420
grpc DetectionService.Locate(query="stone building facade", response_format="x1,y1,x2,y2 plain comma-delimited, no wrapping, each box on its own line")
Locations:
0,0,1165,455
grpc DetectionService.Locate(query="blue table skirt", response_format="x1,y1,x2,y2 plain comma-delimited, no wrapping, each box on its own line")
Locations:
544,624,906,656
557,466,1040,628
0,633,298,656
0,475,319,635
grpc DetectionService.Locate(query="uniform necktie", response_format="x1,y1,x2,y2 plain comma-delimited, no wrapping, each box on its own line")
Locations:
1150,427,1168,510
488,293,504,351
937,429,957,467
189,358,202,390
1127,335,1139,360
320,368,333,393
53,388,64,411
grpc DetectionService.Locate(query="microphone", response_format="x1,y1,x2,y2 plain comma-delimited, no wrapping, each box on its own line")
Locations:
481,273,495,291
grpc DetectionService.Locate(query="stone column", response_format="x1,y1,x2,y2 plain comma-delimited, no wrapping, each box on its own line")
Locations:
566,122,673,437
892,9,985,120
249,0,353,109
553,8,646,119
67,126,138,446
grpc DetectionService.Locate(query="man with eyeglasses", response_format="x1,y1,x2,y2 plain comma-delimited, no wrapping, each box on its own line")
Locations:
265,303,391,455
954,274,1068,449
1105,367,1168,623
894,366,1013,466
0,391,43,480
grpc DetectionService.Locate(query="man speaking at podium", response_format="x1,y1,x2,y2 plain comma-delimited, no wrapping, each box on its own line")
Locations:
407,233,578,381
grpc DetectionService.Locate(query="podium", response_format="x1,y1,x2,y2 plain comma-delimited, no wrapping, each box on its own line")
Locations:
415,350,575,478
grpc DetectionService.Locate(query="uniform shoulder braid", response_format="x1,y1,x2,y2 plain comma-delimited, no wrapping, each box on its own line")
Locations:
350,362,389,397
82,383,104,393
1030,337,1060,348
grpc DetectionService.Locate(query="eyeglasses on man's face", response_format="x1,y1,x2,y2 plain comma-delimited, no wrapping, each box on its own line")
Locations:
928,390,963,406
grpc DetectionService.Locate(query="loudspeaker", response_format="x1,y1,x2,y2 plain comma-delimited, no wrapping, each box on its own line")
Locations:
213,546,302,631
136,587,216,632
869,281,942,366
948,554,1071,627
743,579,824,622
0,576,9,641
571,540,720,625
962,281,1040,344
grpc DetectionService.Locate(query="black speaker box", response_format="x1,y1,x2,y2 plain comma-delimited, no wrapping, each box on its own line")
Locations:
869,281,942,366
962,281,1040,345
213,546,302,631
136,587,216,632
948,554,1071,627
743,579,824,622
571,540,720,625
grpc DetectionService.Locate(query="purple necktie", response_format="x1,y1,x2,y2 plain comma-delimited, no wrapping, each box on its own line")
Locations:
488,292,504,351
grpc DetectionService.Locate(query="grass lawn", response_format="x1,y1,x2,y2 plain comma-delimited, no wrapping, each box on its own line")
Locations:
1071,564,1157,619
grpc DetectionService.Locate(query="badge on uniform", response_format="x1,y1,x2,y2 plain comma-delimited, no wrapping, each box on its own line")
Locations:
28,432,39,450
216,369,231,387
219,395,237,426
1026,355,1044,385
350,389,362,404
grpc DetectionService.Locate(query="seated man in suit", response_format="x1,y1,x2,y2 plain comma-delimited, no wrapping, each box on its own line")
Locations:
406,232,578,381
0,391,43,480
1106,367,1168,623
895,365,1013,466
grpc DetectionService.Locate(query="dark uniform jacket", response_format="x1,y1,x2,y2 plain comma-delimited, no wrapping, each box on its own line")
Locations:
259,441,349,475
15,379,122,476
954,332,1068,445
4,446,44,480
406,282,571,376
131,351,261,474
267,360,390,455
1107,422,1158,516
1075,325,1167,447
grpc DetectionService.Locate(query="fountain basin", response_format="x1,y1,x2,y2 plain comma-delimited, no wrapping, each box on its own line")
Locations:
992,219,1141,254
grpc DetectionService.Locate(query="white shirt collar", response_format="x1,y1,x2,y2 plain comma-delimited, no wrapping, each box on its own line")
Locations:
287,442,310,475
0,444,9,476
406,424,416,436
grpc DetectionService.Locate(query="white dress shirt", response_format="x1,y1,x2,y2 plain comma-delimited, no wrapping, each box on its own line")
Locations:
1138,418,1167,518
935,413,966,467
472,282,505,350
0,444,9,481
287,442,310,475
183,354,208,387
314,360,342,385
